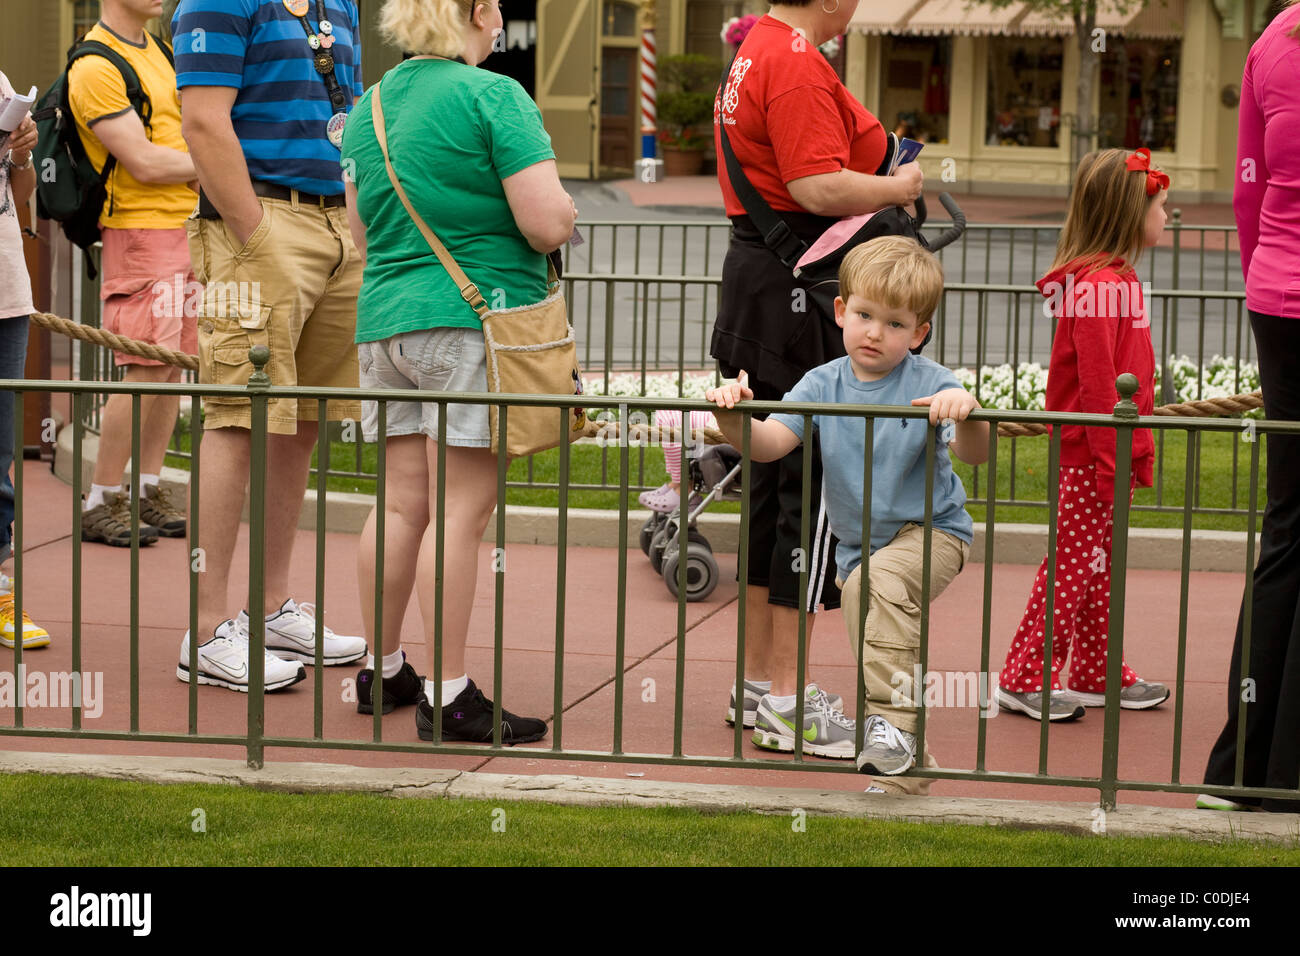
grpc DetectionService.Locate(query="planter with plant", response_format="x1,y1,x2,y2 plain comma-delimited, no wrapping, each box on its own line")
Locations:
657,53,725,176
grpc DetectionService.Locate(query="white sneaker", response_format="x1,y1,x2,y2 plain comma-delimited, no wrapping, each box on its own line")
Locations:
238,598,368,666
177,619,306,692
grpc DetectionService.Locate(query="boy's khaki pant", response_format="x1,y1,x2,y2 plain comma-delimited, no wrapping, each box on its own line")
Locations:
838,523,969,796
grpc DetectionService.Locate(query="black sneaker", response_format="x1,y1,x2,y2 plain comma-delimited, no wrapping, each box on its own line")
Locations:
416,678,548,744
356,656,425,714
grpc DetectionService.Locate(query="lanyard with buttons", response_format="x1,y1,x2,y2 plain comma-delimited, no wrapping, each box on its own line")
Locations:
283,0,350,147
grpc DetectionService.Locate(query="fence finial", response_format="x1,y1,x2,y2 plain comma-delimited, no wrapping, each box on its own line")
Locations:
248,345,271,390
1114,373,1140,421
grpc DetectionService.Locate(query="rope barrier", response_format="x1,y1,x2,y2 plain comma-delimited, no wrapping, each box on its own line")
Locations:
32,312,199,371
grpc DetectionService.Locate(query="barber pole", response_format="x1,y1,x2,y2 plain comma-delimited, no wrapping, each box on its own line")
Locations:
640,27,656,161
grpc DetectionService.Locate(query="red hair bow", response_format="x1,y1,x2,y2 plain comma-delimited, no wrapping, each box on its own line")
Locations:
1126,148,1170,196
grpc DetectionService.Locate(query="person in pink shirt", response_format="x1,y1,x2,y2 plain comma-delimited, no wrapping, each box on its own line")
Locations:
1200,0,1300,813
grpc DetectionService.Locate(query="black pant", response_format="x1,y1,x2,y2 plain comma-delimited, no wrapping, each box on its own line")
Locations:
725,371,840,612
1202,312,1300,811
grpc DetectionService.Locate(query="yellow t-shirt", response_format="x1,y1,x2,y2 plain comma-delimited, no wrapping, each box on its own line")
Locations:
67,23,194,230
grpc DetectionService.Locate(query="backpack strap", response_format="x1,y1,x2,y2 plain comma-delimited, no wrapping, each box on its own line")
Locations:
63,40,154,218
717,52,808,269
67,41,155,132
149,32,175,69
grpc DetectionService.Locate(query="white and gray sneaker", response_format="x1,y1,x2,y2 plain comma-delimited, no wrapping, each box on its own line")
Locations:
238,598,368,666
995,687,1086,721
856,714,917,775
727,681,845,728
1067,681,1170,710
177,619,306,692
752,683,857,759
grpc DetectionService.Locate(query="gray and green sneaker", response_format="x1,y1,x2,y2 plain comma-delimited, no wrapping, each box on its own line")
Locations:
1195,793,1254,811
726,680,845,728
856,714,917,775
752,684,856,759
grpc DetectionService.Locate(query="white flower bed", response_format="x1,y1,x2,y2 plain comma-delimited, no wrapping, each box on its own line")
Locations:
585,356,1261,418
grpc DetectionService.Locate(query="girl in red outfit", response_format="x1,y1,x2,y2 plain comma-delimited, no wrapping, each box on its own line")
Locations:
997,148,1171,722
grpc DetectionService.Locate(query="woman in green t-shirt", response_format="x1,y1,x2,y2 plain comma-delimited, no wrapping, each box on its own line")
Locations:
342,0,577,742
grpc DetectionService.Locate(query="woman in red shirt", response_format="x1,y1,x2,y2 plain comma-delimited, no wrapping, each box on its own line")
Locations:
709,1,922,769
997,148,1170,721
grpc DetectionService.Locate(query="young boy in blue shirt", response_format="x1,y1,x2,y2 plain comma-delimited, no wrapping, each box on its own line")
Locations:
705,236,988,793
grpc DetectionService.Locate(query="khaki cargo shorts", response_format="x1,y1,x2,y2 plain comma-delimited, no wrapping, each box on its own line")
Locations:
186,196,361,434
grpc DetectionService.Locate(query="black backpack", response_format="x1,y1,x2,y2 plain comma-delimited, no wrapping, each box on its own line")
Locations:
31,33,173,277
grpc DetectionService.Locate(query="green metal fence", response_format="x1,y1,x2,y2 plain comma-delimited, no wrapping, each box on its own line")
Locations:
69,218,1261,521
3,368,1296,811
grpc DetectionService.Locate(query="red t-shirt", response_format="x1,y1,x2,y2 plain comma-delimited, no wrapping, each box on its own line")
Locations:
714,15,887,216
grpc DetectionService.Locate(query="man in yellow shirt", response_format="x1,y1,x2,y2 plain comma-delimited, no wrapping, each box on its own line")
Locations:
68,0,198,546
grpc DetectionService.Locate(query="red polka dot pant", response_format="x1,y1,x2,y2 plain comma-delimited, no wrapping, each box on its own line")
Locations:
1000,465,1141,694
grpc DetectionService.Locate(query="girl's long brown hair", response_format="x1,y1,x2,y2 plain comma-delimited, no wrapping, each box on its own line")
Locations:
1050,148,1157,277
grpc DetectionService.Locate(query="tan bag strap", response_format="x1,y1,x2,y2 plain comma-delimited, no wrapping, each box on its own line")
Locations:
371,81,489,317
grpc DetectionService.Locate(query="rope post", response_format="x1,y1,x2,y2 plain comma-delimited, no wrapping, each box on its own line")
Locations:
636,0,664,184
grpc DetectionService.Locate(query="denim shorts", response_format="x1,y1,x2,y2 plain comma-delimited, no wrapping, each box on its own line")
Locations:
358,327,490,447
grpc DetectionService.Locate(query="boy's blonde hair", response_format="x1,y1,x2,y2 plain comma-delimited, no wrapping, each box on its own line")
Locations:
380,0,484,58
1052,148,1164,275
838,236,944,326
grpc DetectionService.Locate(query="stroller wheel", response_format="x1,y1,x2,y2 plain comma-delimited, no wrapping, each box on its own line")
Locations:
639,515,660,556
649,523,672,574
663,543,720,603
687,527,712,551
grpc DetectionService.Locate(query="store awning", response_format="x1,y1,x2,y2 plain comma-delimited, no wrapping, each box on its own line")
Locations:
1018,0,1185,38
893,0,1028,36
847,0,931,34
845,0,1183,38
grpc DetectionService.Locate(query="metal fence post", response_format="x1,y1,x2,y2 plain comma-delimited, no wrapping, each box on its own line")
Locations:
1100,374,1140,809
245,345,272,769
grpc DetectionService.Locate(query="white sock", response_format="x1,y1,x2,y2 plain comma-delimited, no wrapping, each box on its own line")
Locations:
363,649,405,678
83,483,120,511
767,692,796,709
138,473,160,496
426,674,469,705
745,679,772,690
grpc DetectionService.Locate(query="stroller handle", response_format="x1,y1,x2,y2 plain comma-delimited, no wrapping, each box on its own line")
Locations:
925,192,967,252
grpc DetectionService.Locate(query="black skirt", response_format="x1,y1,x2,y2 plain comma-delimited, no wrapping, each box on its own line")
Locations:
710,212,845,394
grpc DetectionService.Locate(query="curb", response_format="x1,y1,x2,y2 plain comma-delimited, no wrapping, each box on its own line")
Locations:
1,750,1296,846
52,424,1254,571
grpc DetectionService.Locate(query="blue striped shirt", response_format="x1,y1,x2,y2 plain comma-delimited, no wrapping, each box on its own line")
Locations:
172,0,363,195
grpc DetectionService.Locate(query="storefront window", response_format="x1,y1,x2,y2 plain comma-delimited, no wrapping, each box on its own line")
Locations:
985,37,1063,148
879,36,952,144
1097,39,1179,152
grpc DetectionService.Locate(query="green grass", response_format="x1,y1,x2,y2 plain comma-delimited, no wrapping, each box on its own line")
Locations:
165,425,1265,531
1,773,1294,866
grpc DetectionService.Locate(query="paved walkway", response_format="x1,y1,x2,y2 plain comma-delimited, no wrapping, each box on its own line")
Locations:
3,463,1250,810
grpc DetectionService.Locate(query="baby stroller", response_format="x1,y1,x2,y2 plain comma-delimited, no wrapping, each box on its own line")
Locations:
639,443,743,602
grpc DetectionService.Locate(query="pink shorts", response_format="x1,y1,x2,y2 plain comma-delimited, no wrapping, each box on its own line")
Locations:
100,227,199,367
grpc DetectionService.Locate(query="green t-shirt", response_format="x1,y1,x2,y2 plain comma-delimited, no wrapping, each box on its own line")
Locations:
342,59,555,343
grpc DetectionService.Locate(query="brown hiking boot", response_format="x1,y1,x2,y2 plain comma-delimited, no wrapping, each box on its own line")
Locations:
81,490,160,547
139,483,187,537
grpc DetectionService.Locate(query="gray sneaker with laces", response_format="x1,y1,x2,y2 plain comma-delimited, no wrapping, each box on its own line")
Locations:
995,687,1086,721
752,683,856,759
856,714,917,775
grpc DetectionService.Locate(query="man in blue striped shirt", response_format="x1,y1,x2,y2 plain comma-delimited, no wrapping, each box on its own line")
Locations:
172,0,369,693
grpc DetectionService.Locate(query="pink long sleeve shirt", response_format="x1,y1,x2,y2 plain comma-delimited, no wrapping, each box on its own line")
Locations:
1235,5,1300,317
